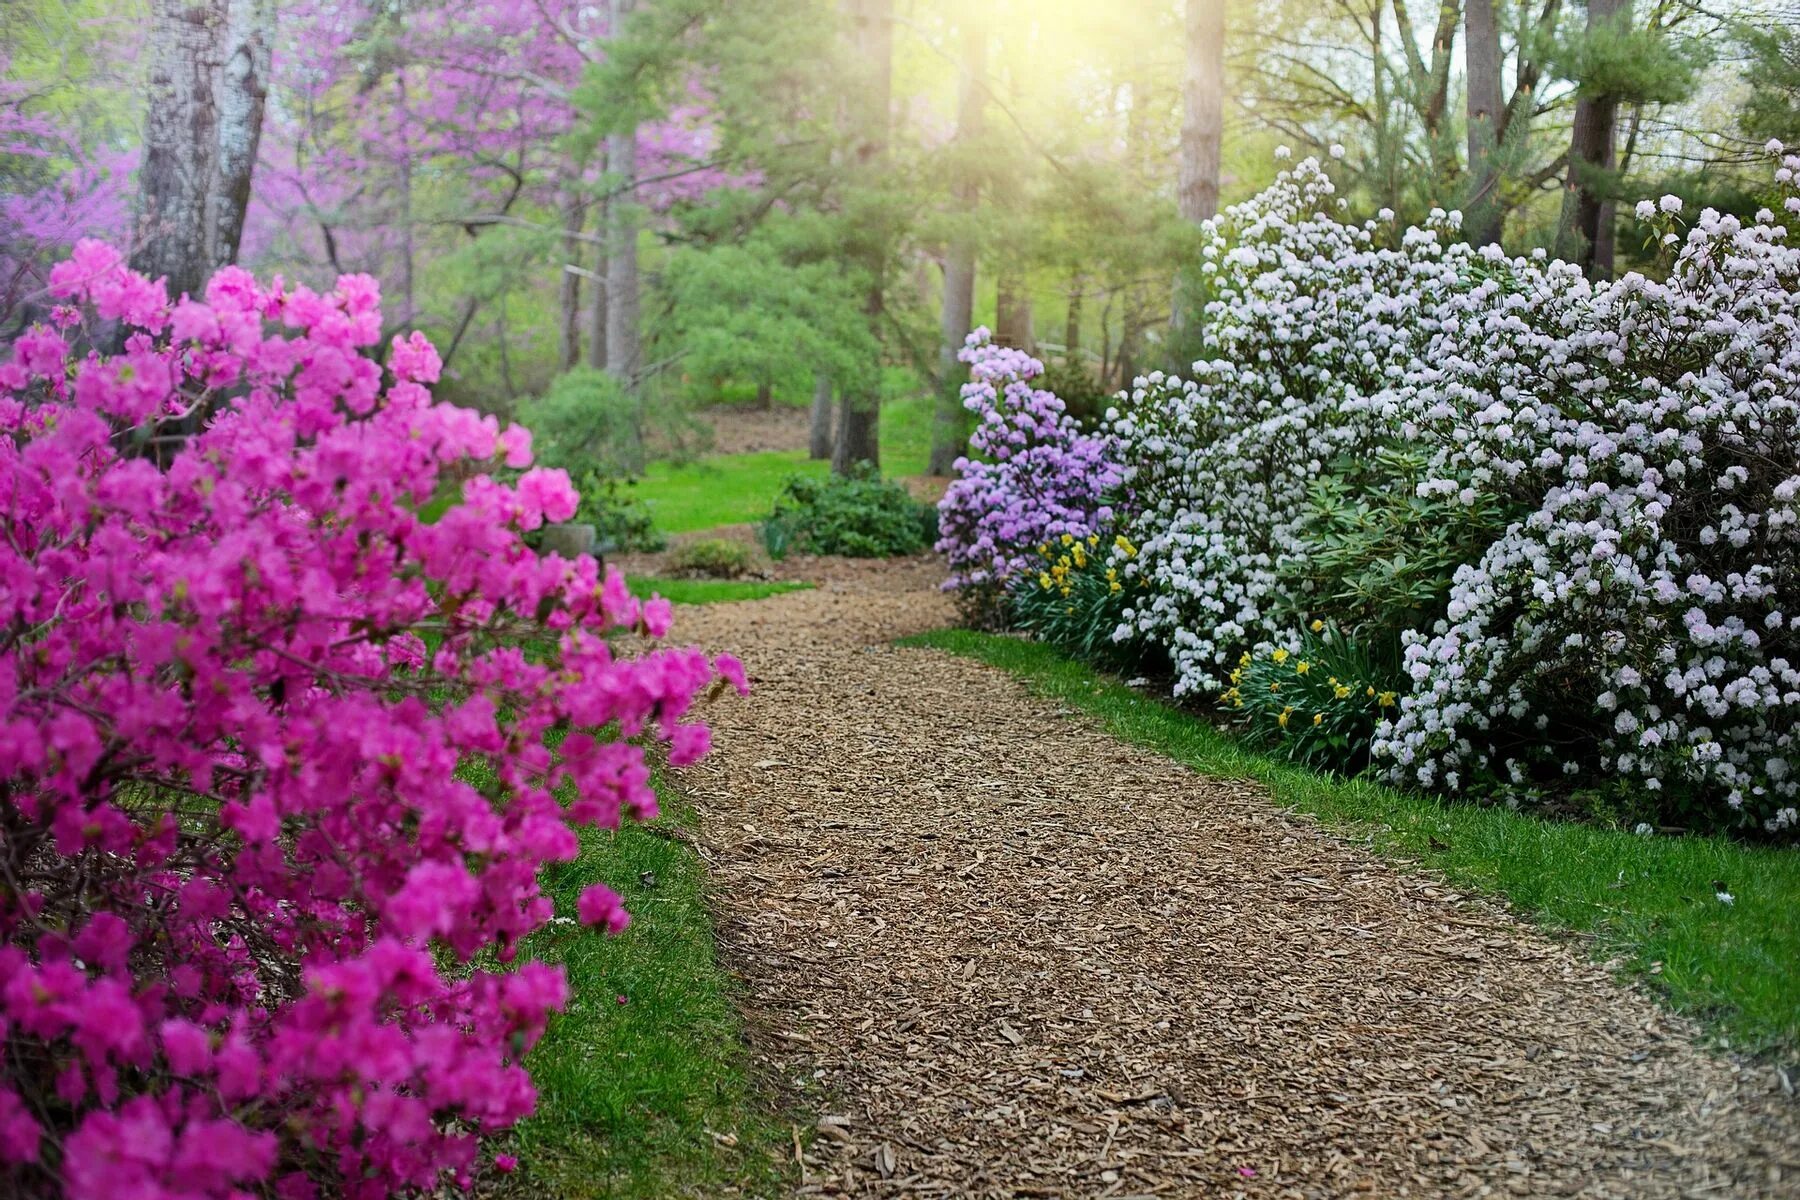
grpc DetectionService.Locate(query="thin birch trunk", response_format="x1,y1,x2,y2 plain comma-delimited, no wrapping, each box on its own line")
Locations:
930,17,985,477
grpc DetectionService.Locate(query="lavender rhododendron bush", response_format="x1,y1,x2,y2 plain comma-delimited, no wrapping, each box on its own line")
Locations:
0,243,746,1198
1102,152,1800,832
935,329,1124,615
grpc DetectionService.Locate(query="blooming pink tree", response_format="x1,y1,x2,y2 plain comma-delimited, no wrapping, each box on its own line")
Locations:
0,56,133,331
0,241,745,1197
249,0,754,371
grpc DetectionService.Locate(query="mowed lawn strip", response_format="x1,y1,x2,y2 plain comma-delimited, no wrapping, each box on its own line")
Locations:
901,628,1800,1060
498,789,791,1199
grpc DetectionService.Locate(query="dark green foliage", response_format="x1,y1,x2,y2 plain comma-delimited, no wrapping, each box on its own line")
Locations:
759,468,934,559
666,538,756,579
1553,10,1708,106
519,368,646,479
1225,624,1400,775
659,217,881,408
1291,446,1523,653
1738,21,1800,150
572,471,666,554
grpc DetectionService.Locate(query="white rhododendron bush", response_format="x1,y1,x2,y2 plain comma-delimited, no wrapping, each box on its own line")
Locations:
1107,151,1800,832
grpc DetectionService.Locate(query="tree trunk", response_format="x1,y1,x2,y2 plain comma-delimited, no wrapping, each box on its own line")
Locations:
1064,275,1084,360
396,80,416,323
603,0,641,386
808,375,834,460
1176,0,1225,226
995,274,1033,351
1556,0,1628,278
558,185,585,370
1463,0,1504,246
833,0,890,475
1171,0,1225,345
205,0,272,271
133,0,227,301
585,150,610,371
930,18,985,477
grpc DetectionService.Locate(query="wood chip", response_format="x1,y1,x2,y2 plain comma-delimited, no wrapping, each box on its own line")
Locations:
644,557,1800,1198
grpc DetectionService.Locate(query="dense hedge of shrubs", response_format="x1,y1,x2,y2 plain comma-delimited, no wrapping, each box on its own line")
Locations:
0,244,743,1197
941,148,1800,835
668,536,757,577
760,468,935,559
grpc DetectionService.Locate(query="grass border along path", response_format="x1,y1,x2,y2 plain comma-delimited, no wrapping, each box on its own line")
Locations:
488,577,806,1196
901,629,1800,1062
505,790,790,1199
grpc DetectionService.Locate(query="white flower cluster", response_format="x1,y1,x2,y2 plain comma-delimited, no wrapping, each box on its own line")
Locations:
1109,154,1800,831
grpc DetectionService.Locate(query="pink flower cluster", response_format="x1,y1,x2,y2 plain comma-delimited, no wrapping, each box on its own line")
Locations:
935,329,1124,611
0,242,746,1198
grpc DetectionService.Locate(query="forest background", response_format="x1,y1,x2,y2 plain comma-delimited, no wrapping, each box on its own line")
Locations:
3,0,1796,486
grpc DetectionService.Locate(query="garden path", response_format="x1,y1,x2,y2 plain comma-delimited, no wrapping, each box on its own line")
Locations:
673,558,1800,1199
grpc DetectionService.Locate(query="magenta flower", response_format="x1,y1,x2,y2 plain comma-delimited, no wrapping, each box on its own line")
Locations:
0,244,736,1195
578,885,632,935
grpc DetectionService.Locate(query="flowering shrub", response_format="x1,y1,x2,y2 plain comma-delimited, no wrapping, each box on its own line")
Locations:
1010,534,1151,669
0,242,746,1198
935,329,1125,616
1109,149,1800,831
1226,624,1399,774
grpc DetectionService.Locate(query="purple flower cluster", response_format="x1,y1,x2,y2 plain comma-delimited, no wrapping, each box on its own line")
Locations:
936,329,1124,610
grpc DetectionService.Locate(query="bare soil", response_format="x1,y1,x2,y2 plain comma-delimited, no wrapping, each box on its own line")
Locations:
704,404,815,456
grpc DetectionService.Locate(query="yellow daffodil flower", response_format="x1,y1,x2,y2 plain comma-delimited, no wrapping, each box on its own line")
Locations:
1295,661,1310,675
1377,691,1397,707
1312,712,1323,726
1271,648,1290,664
1310,618,1325,633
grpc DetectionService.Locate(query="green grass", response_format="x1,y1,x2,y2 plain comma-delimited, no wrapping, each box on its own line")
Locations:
901,629,1800,1060
502,790,790,1199
637,450,819,535
637,394,934,535
625,576,811,605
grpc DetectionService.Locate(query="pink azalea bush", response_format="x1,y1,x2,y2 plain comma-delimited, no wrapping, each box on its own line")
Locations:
0,242,746,1198
935,329,1125,615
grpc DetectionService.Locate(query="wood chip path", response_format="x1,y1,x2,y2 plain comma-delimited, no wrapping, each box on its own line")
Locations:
669,557,1799,1199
